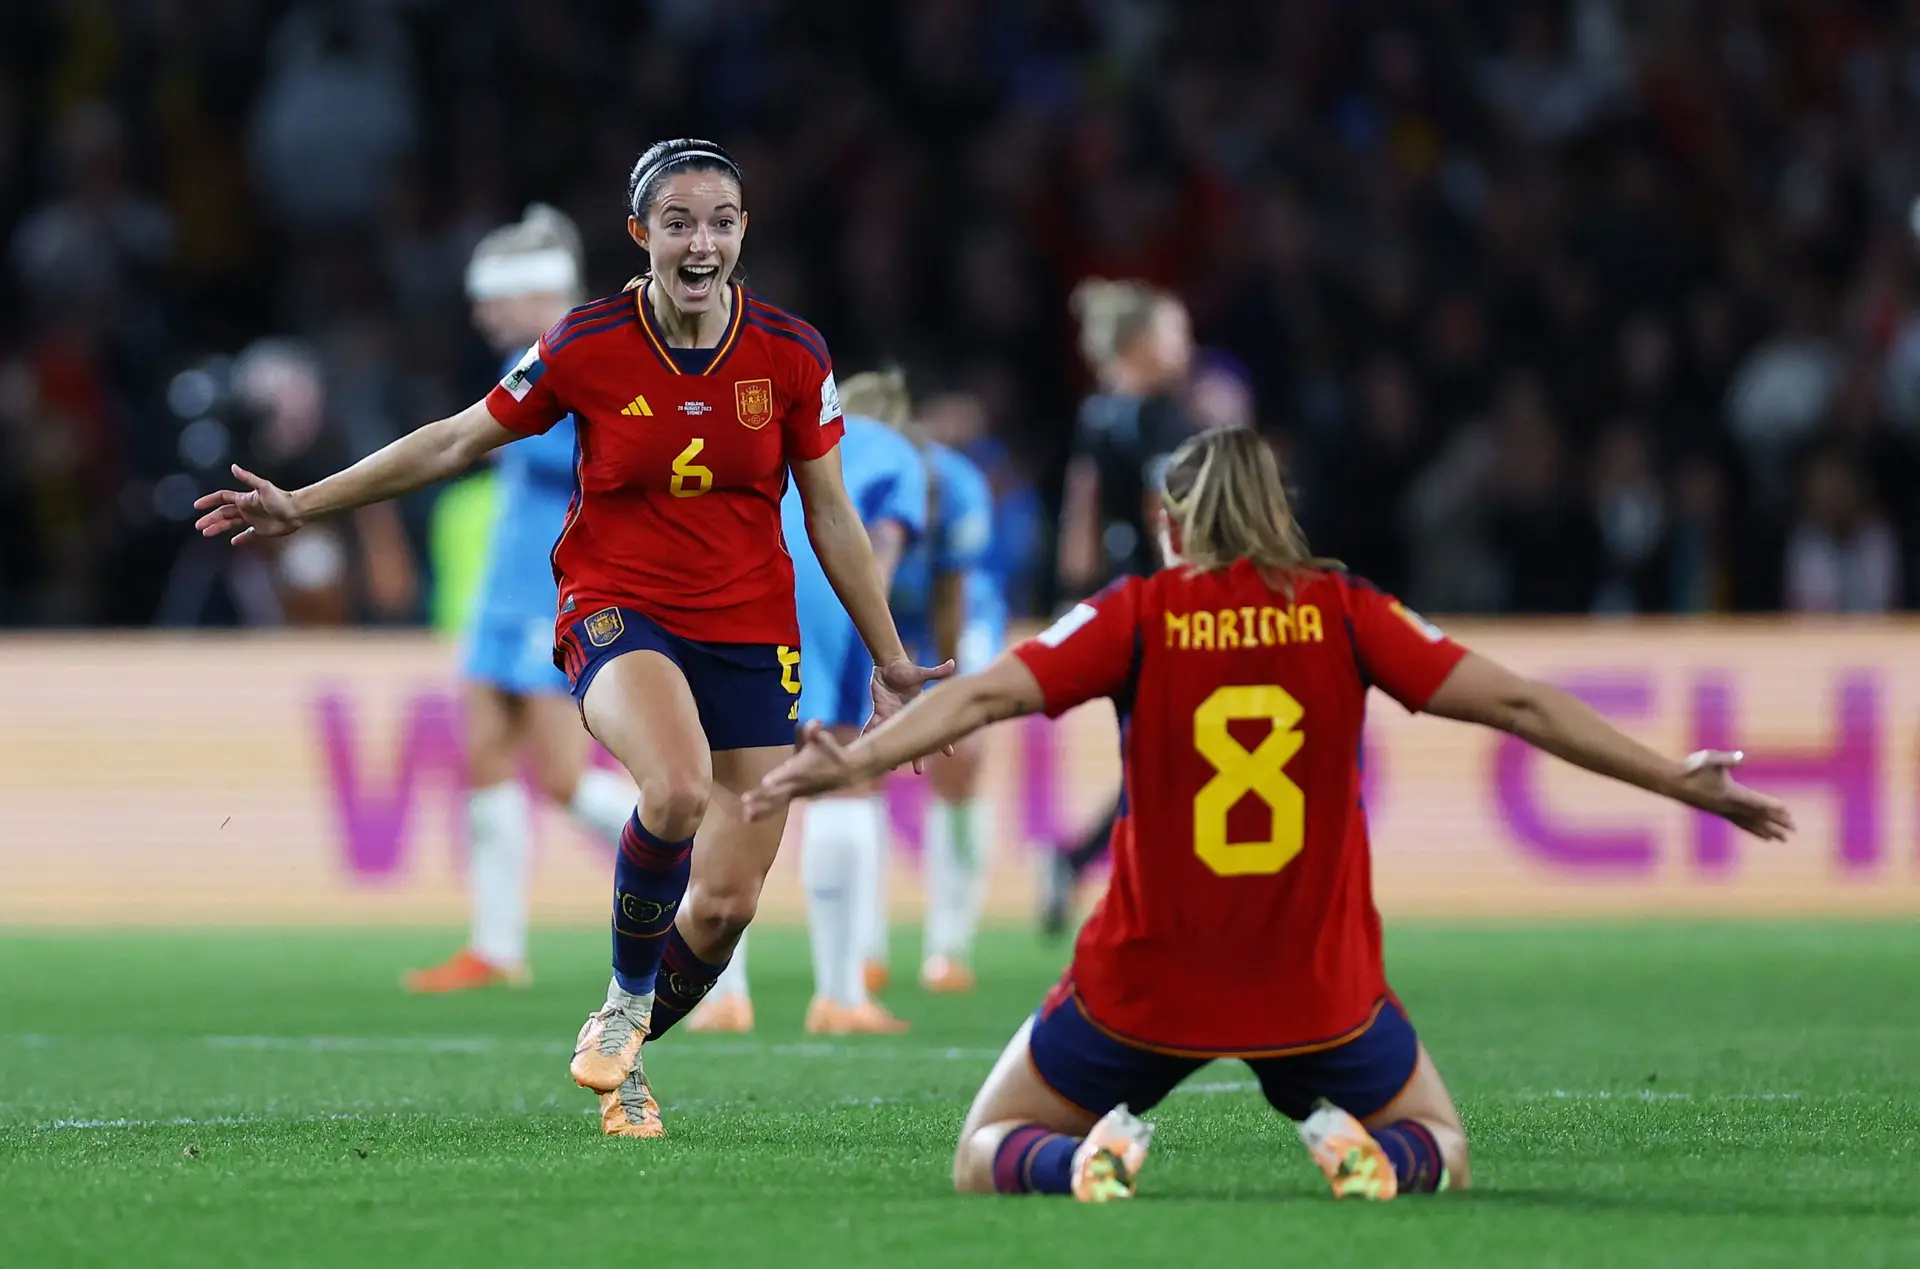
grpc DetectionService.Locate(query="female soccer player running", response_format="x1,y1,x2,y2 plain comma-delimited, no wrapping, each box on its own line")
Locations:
195,139,945,1139
741,426,1794,1202
405,205,639,994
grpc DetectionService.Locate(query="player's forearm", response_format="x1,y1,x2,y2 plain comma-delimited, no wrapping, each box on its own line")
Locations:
292,414,493,522
932,571,965,664
807,503,909,666
846,673,1017,781
1508,682,1689,803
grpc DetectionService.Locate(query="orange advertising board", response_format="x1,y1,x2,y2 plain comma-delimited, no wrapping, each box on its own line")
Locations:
0,622,1914,925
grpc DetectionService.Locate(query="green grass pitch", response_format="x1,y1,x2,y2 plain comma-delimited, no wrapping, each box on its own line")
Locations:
4,923,1918,1267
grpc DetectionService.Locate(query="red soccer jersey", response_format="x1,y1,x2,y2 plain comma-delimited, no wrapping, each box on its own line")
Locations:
1013,560,1468,1055
484,282,845,645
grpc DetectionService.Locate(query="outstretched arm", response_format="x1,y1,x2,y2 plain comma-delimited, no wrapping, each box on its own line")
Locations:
742,654,1043,821
195,399,519,544
1423,652,1795,840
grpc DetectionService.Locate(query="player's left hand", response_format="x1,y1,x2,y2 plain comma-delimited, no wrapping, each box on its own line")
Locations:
868,657,956,774
741,721,861,822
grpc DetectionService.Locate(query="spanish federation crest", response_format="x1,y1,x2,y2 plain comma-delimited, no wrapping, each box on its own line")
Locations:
735,377,775,430
584,607,626,648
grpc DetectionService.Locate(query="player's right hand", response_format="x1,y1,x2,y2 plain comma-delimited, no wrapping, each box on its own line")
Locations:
193,464,304,545
741,720,863,822
1677,750,1796,841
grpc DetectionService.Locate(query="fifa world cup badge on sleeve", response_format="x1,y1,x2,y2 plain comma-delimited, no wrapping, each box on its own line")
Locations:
1389,600,1446,642
735,378,775,430
502,344,543,402
585,607,626,648
820,372,841,424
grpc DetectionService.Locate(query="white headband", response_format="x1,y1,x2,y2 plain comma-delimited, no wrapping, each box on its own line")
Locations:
465,248,580,301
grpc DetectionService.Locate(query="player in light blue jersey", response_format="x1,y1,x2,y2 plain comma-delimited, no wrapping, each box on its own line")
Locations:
406,206,637,994
690,370,929,1034
869,409,996,995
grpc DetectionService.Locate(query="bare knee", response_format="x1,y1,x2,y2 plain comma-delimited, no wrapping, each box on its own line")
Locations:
952,1124,1009,1194
639,769,710,840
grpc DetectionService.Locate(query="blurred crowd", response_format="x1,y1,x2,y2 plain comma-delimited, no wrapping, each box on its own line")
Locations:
4,0,1920,626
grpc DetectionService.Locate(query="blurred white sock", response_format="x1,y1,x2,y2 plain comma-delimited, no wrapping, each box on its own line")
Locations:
468,781,531,969
568,767,636,846
863,809,891,967
925,799,989,964
803,799,861,1005
710,929,750,1001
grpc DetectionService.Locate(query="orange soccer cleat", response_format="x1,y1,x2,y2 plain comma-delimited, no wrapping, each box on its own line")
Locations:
918,955,976,994
1071,1104,1155,1202
598,1061,665,1139
862,959,891,995
570,985,651,1093
685,993,755,1034
1297,1100,1398,1200
803,997,913,1035
401,948,530,994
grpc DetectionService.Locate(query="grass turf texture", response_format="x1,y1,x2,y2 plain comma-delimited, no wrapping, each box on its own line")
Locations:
3,925,1917,1267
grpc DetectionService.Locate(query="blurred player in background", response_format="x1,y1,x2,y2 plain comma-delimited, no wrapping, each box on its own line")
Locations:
196,139,944,1140
870,396,994,996
743,425,1794,1203
689,369,926,1034
1044,279,1196,936
404,205,639,994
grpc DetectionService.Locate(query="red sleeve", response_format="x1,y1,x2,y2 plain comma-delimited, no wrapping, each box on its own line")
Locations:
1011,578,1143,718
1344,579,1469,712
483,340,568,435
783,346,845,463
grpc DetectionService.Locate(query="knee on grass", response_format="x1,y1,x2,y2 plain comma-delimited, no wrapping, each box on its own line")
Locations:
951,1124,1009,1194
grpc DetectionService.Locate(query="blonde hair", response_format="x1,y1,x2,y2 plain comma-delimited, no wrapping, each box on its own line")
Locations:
839,367,912,430
1070,277,1161,368
1162,426,1327,582
471,205,584,280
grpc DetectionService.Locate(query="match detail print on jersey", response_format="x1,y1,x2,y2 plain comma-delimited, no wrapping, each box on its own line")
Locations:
1192,685,1307,877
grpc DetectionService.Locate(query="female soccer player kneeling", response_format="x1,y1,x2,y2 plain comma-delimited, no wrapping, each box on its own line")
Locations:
740,426,1795,1202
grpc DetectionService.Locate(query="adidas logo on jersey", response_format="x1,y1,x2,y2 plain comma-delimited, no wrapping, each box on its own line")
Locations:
620,395,653,417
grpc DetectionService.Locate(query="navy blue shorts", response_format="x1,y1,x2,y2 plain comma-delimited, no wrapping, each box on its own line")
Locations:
557,605,801,753
1027,984,1421,1122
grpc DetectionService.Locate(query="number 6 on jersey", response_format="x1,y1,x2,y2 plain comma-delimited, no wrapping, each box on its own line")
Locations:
1192,685,1306,877
670,438,713,498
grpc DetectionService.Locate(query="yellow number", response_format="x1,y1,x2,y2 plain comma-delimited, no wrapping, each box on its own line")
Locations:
778,646,801,720
670,438,713,498
1192,685,1306,877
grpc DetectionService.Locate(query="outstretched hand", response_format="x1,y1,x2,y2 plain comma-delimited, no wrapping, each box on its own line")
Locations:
193,465,304,545
741,721,864,822
1678,750,1796,841
868,657,956,774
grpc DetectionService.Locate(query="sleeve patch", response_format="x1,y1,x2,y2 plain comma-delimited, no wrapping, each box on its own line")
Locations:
1037,603,1097,648
819,372,842,425
501,344,545,402
1391,600,1445,642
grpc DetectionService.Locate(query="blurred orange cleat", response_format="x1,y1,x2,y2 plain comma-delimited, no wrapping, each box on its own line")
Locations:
685,993,755,1034
863,959,891,995
1298,1100,1398,1200
598,1062,665,1139
918,955,976,994
803,998,912,1035
402,948,530,994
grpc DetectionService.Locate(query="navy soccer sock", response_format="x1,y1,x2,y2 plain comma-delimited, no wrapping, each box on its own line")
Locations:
1373,1120,1446,1193
991,1124,1079,1195
643,926,729,1039
611,813,693,996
